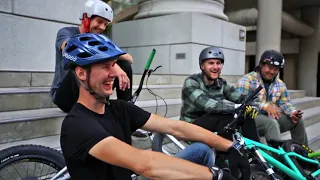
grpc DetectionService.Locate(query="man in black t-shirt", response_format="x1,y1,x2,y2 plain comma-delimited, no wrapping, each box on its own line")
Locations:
60,33,249,180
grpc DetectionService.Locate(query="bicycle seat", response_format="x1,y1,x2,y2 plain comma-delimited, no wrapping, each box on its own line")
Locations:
266,139,287,148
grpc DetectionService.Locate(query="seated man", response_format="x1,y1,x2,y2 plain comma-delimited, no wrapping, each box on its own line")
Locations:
60,33,246,180
235,49,308,146
180,46,260,142
180,46,260,179
50,0,132,113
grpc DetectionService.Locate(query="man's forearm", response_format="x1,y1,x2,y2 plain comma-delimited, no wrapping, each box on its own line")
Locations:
172,121,233,152
138,150,213,180
119,53,133,64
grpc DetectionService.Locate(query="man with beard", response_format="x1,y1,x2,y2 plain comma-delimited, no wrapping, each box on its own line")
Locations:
60,33,243,180
235,50,308,146
179,46,260,179
50,0,133,114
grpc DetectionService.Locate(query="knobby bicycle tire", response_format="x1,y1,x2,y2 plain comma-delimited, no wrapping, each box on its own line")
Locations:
0,145,66,179
282,140,320,179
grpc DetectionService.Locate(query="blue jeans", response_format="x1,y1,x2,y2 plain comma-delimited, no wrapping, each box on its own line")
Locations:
175,142,215,167
143,142,214,180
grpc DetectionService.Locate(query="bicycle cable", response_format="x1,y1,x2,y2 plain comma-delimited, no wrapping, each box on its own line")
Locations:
145,65,168,117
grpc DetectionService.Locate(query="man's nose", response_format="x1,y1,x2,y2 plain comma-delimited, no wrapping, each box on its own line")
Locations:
99,24,107,31
109,65,117,77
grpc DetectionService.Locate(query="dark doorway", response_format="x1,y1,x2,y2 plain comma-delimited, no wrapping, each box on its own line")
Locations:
248,56,256,72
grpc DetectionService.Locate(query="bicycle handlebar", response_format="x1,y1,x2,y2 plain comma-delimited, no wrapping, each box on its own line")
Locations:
130,49,156,104
223,85,263,131
308,151,320,158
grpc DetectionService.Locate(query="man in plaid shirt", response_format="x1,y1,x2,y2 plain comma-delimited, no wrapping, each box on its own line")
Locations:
235,50,308,146
180,47,261,179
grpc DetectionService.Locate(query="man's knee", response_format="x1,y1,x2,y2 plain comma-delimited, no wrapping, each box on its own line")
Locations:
256,115,279,128
116,60,132,75
191,142,213,152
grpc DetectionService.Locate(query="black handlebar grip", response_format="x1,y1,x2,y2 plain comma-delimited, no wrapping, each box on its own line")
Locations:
244,85,263,104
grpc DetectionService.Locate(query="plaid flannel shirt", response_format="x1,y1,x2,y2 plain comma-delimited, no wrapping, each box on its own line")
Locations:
180,73,245,123
235,71,297,116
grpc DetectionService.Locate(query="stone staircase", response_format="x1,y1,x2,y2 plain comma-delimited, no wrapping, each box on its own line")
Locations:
0,72,320,153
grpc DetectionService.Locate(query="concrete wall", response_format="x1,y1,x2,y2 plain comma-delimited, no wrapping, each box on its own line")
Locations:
113,12,246,75
0,0,85,72
246,39,300,55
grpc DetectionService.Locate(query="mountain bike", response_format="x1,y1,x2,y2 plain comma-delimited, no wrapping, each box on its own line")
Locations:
152,85,320,180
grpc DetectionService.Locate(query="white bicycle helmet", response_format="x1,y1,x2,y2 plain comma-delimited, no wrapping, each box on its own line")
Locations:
80,0,114,22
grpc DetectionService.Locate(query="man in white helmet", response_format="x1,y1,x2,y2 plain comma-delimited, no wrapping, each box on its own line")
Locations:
50,0,133,114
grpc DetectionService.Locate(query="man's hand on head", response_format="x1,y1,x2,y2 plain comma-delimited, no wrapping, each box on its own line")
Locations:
115,64,130,90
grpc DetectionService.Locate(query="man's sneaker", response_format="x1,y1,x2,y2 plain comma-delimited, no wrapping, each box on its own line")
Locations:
132,130,148,138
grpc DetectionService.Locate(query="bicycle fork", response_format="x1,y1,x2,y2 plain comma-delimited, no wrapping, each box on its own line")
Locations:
250,146,280,180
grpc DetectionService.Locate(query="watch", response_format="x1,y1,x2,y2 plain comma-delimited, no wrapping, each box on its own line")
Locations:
209,166,223,180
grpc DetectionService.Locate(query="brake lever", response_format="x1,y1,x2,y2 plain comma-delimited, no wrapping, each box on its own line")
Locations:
147,65,162,77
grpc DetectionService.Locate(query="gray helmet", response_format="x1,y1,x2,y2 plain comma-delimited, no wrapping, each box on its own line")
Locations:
199,47,224,66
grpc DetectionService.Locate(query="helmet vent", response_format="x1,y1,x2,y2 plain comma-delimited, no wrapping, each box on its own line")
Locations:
79,36,92,41
88,41,102,46
66,45,77,53
98,46,108,51
107,42,115,48
78,52,92,58
208,51,212,54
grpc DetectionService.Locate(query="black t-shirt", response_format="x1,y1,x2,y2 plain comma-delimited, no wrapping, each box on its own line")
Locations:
60,100,151,180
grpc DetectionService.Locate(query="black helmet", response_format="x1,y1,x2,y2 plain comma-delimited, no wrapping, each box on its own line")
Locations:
199,47,224,66
260,50,285,68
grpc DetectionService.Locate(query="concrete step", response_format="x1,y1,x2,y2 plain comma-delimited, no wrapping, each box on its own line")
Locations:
288,90,306,99
0,99,181,144
0,87,56,112
0,71,243,87
0,85,183,112
0,116,181,151
0,84,306,112
282,121,320,152
291,97,320,110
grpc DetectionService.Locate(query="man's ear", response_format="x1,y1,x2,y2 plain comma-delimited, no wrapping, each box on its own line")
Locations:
200,64,204,70
74,67,87,81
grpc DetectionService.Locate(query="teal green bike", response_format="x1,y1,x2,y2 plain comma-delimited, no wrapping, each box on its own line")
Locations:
220,85,320,180
152,85,320,180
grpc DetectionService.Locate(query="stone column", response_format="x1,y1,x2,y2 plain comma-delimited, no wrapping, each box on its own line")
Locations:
255,0,283,65
134,0,228,21
297,7,320,96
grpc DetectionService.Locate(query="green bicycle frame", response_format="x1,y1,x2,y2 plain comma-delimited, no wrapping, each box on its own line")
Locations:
244,137,320,180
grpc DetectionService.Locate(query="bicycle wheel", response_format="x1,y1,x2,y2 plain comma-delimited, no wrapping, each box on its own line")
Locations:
250,164,284,180
151,133,188,156
282,140,320,179
0,145,66,180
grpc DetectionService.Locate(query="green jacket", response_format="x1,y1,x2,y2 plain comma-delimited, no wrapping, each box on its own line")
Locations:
180,73,245,123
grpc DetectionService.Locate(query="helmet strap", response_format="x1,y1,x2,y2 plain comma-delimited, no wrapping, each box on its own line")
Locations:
81,14,91,33
72,70,110,105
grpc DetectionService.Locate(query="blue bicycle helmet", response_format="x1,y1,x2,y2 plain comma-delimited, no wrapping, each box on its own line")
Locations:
62,33,126,70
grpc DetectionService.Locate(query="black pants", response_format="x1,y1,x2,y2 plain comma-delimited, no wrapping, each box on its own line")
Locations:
112,60,133,101
53,61,133,113
193,112,261,143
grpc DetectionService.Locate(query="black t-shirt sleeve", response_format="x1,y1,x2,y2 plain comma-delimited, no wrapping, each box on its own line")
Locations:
60,114,110,162
124,102,151,132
